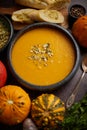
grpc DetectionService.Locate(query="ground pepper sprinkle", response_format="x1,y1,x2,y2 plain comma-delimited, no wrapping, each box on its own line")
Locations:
70,5,86,18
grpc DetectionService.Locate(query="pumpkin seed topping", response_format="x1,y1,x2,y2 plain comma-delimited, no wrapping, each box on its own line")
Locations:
28,43,54,69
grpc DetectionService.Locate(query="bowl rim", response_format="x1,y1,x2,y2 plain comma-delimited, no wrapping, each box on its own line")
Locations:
8,22,80,91
0,14,14,52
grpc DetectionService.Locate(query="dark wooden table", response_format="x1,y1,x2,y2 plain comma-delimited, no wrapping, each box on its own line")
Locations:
0,0,87,130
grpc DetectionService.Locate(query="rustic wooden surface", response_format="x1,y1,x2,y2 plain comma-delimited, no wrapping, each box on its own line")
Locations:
0,0,87,130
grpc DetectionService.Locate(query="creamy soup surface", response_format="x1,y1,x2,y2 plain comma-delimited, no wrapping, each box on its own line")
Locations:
11,27,75,86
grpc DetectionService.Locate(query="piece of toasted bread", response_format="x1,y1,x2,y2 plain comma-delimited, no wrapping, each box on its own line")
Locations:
12,8,64,24
15,0,70,9
38,9,64,23
12,9,34,23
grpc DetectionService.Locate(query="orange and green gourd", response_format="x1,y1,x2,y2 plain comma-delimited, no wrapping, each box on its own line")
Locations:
31,93,65,129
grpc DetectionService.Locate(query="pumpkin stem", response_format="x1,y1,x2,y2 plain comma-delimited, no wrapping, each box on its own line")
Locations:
7,100,14,104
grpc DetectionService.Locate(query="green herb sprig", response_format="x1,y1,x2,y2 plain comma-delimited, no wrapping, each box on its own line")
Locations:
61,93,87,130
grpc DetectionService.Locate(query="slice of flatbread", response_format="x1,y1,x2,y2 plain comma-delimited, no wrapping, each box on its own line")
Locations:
38,9,64,23
12,8,64,24
12,9,34,23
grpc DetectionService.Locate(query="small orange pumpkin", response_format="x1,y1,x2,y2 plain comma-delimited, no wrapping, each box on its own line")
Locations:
72,15,87,48
0,85,31,125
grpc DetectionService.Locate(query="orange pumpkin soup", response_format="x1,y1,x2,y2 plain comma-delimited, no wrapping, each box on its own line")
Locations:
11,27,75,86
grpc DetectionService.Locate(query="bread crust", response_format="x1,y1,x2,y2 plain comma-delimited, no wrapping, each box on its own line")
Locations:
15,0,70,9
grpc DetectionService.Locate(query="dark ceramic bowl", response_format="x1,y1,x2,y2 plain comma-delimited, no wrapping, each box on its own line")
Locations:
8,22,80,91
0,14,14,52
68,4,86,27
